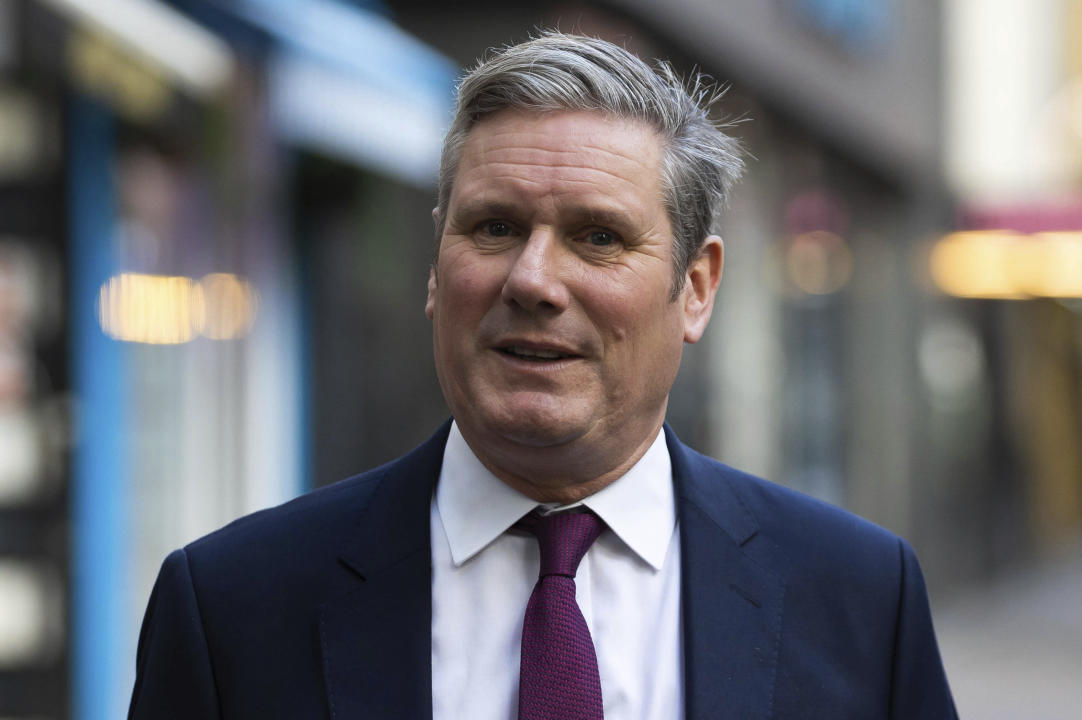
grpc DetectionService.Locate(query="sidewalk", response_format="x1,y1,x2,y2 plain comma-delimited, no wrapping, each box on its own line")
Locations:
934,542,1082,720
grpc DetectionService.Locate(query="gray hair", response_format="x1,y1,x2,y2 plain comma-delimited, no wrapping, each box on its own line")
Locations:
435,31,745,296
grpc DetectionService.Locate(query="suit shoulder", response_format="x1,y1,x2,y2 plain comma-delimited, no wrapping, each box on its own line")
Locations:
742,466,898,551
177,421,448,584
184,422,449,562
677,442,902,568
183,462,387,562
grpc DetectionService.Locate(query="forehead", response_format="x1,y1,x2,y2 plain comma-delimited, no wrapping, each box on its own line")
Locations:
451,109,666,208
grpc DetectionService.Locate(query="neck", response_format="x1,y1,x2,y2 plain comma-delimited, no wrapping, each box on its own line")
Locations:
460,417,665,504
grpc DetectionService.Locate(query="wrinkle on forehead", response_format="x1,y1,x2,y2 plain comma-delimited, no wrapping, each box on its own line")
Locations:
461,110,662,172
477,159,652,191
474,138,655,171
452,111,666,212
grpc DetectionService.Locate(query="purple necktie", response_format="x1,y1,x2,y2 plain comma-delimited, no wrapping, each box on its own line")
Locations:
517,510,605,720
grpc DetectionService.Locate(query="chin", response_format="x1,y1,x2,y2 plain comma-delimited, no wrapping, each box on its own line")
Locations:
494,419,580,448
479,398,588,449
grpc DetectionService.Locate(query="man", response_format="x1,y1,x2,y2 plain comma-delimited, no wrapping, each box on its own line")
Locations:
130,33,957,719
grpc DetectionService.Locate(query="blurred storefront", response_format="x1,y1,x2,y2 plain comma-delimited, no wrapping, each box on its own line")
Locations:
937,0,1082,563
0,1,455,718
1,2,76,715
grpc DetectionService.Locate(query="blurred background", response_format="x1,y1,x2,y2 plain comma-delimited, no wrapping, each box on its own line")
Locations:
0,0,1079,717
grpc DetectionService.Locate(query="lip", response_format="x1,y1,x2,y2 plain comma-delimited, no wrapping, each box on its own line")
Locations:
491,338,585,363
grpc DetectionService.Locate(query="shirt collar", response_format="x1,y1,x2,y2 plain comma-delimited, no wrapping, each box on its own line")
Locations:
436,421,675,571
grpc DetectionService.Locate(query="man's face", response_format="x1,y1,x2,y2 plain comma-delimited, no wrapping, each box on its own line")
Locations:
427,109,719,495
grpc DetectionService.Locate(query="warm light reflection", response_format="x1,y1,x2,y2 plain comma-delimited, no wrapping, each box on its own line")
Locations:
784,231,853,295
930,231,1082,299
199,272,258,340
98,273,202,344
1029,233,1082,297
97,272,256,344
929,232,1024,299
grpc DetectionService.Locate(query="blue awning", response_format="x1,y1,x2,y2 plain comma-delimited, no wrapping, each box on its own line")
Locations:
229,0,458,185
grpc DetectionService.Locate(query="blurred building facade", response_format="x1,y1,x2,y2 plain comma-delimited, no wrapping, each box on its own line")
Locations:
0,0,1078,718
1,1,456,717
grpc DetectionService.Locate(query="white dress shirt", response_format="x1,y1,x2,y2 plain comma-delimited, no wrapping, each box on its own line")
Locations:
431,421,683,720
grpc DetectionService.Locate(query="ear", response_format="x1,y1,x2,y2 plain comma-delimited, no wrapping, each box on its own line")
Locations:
682,235,723,344
426,206,443,321
425,265,438,320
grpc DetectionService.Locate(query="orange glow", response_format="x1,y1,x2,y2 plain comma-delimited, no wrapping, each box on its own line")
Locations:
98,273,202,344
97,272,256,344
930,230,1082,299
930,232,1025,299
1028,232,1082,296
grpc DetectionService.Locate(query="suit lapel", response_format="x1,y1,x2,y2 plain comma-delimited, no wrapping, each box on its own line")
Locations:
667,427,785,720
316,422,784,719
319,422,451,720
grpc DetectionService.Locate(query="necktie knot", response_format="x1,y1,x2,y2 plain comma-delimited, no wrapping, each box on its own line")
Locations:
519,509,604,578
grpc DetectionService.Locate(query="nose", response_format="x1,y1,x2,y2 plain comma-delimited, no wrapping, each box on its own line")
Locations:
500,230,570,313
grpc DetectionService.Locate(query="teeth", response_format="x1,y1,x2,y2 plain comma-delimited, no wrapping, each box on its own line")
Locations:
506,346,565,359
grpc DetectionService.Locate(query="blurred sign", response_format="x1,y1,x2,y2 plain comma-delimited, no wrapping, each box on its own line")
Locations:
780,0,892,54
929,199,1082,299
97,272,258,344
930,230,1082,299
961,199,1082,234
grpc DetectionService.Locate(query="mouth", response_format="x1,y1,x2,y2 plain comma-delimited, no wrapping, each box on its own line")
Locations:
495,344,580,362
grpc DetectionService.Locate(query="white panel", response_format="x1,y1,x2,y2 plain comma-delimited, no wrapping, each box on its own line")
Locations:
944,0,1064,200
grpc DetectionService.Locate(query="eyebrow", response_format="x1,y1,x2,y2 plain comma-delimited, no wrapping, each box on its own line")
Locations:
449,199,523,222
568,205,636,229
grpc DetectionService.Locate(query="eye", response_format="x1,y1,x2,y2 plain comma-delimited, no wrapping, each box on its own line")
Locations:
481,220,515,237
582,229,620,247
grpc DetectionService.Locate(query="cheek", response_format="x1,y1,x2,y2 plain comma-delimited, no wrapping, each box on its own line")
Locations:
588,278,678,347
439,249,508,305
434,257,507,346
597,300,686,395
449,271,500,307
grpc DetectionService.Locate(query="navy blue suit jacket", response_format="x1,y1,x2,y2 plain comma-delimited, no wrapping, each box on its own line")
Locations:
129,422,957,719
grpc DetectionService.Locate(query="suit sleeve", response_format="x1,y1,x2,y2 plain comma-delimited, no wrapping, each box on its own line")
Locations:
889,538,959,720
129,548,222,720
